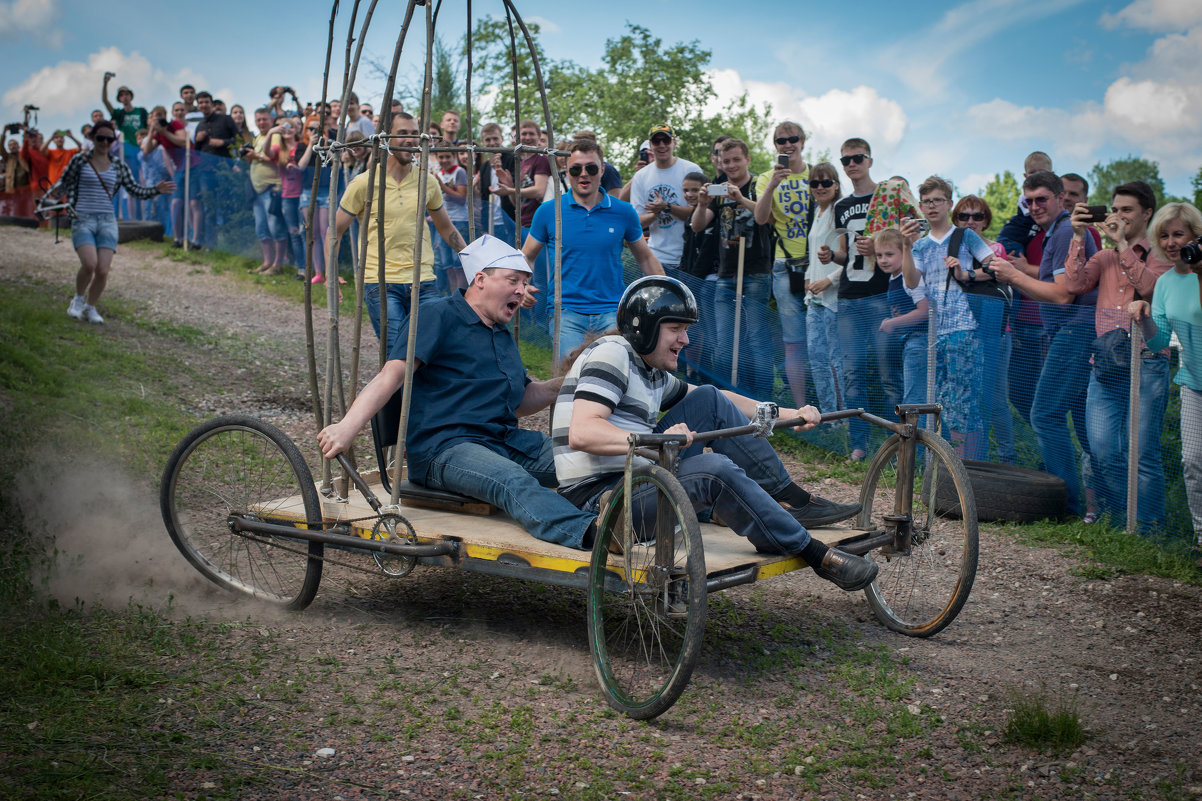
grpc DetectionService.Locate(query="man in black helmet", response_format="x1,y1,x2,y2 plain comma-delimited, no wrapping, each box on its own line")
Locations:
551,276,876,591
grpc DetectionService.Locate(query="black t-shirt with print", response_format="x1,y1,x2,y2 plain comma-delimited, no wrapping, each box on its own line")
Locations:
711,175,773,278
834,192,889,299
195,112,240,158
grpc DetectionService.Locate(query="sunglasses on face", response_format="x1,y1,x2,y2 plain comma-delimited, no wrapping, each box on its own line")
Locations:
568,163,600,177
94,135,115,144
957,211,986,222
650,136,671,145
809,178,835,189
775,135,801,145
840,154,868,166
1025,195,1053,206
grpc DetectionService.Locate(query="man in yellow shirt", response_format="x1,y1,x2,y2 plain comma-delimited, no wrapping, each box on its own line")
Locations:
335,112,467,351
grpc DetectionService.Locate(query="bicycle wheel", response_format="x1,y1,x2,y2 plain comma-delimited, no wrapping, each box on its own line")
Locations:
160,414,324,610
858,428,977,637
587,464,706,720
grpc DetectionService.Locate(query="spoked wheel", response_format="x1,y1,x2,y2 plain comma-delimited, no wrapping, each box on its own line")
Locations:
160,415,324,609
858,428,978,637
587,464,706,720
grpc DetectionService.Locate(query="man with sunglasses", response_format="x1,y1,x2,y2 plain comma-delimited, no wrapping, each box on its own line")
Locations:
523,139,664,362
992,170,1098,518
755,121,813,409
827,138,889,461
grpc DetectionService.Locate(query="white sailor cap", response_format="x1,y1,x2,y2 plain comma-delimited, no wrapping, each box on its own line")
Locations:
459,234,532,285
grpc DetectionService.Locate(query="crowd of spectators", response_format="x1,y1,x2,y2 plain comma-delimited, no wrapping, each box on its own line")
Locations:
7,76,1202,552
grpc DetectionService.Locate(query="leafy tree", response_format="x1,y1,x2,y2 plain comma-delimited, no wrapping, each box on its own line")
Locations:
467,20,772,178
1192,164,1202,209
366,34,464,129
978,170,1020,242
1086,156,1168,207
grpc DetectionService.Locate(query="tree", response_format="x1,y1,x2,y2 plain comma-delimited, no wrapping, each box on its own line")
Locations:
468,20,772,177
366,34,464,128
1086,156,1168,207
978,170,1020,242
1192,164,1202,209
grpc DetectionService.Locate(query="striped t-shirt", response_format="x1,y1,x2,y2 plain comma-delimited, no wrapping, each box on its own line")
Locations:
76,163,117,215
552,335,687,497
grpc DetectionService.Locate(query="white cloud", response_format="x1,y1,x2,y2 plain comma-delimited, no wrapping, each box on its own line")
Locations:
0,0,60,47
2,47,211,121
1100,0,1202,32
525,16,562,35
704,68,907,159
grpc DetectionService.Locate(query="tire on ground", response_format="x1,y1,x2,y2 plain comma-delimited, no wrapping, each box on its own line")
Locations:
0,215,39,229
117,220,164,243
935,460,1067,523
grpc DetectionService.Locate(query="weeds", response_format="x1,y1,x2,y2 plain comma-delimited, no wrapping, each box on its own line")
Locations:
1002,683,1085,753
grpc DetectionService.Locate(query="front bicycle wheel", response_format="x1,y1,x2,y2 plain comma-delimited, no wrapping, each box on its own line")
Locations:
587,464,706,720
858,428,977,637
160,415,324,610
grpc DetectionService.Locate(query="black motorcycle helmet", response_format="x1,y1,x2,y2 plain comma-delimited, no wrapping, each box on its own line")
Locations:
617,276,699,355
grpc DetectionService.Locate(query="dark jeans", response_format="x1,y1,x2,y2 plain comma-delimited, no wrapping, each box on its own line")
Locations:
1031,320,1092,515
578,385,812,555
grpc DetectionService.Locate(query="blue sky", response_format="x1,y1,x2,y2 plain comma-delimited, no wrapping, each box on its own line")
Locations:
3,0,1201,198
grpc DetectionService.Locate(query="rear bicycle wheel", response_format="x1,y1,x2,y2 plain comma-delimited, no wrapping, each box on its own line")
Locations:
160,414,324,609
858,428,977,637
587,464,706,719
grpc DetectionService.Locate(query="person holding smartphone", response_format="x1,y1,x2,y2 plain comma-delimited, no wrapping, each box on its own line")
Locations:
754,121,812,409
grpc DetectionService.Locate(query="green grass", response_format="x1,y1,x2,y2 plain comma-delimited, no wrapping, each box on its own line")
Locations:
1002,683,1085,754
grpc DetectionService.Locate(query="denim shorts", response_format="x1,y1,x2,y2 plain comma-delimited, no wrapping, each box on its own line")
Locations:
299,189,330,210
71,212,119,251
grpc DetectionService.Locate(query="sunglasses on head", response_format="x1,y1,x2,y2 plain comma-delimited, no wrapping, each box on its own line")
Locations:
808,178,835,189
568,163,600,177
775,135,800,145
957,211,986,222
94,135,115,144
840,153,868,166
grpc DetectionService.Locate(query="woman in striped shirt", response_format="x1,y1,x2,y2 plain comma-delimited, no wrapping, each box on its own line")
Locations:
48,120,174,324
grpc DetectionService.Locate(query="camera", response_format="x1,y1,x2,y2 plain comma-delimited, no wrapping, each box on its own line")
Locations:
1182,236,1202,266
707,183,729,197
238,143,255,156
5,123,21,135
1086,204,1108,223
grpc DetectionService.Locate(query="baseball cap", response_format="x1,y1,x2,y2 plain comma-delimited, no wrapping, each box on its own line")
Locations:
648,123,675,140
459,234,532,285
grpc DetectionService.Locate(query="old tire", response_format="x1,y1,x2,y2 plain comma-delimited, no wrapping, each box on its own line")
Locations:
117,220,164,243
938,460,1067,524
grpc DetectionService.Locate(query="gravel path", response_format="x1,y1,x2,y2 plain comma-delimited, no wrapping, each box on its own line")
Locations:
3,225,1201,800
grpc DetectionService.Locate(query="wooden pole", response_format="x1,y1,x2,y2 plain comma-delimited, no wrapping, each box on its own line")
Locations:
731,236,745,387
1126,319,1142,533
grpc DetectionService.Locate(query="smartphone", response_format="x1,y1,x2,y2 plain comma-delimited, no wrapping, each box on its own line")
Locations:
638,149,651,165
1086,204,1108,223
708,183,729,197
777,154,789,168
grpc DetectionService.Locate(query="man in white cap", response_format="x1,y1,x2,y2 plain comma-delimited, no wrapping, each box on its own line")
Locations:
319,235,598,549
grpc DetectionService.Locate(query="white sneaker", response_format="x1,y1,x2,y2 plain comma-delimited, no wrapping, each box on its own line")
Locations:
67,295,85,319
82,305,104,324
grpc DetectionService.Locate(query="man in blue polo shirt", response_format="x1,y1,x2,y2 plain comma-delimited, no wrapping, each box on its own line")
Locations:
317,235,598,549
523,138,664,362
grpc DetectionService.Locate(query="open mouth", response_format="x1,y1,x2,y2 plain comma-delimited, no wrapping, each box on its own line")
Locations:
505,300,520,315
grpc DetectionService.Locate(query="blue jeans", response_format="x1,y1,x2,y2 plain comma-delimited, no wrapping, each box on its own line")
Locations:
364,280,440,355
985,332,1017,463
281,196,305,269
1085,355,1169,532
838,294,898,452
1031,321,1093,516
552,309,617,363
806,304,844,413
713,273,775,399
435,220,470,271
578,386,812,554
251,187,286,243
425,438,595,549
522,225,551,325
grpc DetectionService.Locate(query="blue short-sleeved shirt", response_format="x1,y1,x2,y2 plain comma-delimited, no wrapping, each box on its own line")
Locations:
528,189,644,314
387,291,544,482
1040,210,1098,334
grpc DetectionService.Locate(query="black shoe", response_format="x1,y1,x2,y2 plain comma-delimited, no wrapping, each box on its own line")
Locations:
812,548,878,592
188,242,203,252
171,239,183,248
787,496,861,528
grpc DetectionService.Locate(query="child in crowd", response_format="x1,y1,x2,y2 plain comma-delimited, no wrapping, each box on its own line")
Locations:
434,149,469,292
875,227,929,414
